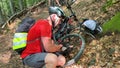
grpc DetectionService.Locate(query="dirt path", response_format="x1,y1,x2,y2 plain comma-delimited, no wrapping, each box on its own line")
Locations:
0,0,120,68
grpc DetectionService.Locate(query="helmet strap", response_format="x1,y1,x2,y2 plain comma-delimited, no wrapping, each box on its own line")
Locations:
50,16,55,31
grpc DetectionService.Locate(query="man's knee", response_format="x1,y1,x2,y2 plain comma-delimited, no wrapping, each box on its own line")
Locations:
58,55,66,66
45,53,58,64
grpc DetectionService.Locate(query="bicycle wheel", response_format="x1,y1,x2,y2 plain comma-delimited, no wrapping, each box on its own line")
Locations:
60,34,85,66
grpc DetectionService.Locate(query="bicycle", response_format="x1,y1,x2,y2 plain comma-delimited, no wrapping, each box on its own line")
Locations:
48,0,75,7
52,1,92,66
48,0,61,6
52,0,100,66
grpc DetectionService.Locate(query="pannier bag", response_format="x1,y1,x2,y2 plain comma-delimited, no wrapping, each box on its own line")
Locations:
82,19,102,35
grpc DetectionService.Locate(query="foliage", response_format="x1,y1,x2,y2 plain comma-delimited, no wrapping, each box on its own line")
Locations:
102,12,120,33
0,0,42,25
0,0,10,19
102,0,118,12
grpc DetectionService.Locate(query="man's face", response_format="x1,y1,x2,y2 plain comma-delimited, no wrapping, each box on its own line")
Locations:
54,17,62,27
50,14,61,27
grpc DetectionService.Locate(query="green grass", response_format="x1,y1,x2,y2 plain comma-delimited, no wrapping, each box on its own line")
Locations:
102,12,120,33
102,0,115,12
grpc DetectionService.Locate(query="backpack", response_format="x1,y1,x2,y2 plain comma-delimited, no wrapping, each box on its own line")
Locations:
13,17,35,54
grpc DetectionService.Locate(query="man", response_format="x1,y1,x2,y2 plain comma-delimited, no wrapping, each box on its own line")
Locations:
21,14,66,68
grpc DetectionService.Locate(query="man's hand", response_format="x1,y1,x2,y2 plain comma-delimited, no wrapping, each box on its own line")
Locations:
56,44,63,51
41,37,64,52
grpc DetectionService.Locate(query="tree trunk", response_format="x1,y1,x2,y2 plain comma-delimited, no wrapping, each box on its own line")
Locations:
23,0,27,9
0,2,2,24
9,0,14,15
0,7,4,24
18,0,23,10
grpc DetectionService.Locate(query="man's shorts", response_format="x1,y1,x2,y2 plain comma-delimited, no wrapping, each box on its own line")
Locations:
23,52,47,68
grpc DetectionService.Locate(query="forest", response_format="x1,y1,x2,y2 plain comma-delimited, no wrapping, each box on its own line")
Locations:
0,0,43,26
0,0,120,68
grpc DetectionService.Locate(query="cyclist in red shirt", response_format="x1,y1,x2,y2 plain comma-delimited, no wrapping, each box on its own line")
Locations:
21,14,66,68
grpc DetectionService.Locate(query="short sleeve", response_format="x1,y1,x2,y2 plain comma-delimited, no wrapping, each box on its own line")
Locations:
40,23,52,38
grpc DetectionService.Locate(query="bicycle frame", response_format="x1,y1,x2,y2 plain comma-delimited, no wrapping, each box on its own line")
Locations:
53,17,72,44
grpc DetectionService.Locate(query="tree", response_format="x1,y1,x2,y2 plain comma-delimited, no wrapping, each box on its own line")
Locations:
9,0,14,15
0,6,4,24
18,0,23,10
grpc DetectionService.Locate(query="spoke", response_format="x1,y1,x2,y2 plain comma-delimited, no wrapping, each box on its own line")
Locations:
61,34,84,62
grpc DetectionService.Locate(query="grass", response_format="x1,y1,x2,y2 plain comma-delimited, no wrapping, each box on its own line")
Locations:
102,12,120,33
102,0,114,12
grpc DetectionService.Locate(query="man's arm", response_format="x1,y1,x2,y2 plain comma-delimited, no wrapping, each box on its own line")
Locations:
41,37,62,52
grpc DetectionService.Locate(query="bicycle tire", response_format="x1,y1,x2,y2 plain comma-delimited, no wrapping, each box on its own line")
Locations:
60,34,85,65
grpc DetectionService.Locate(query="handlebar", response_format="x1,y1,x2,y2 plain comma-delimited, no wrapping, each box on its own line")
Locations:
65,0,78,21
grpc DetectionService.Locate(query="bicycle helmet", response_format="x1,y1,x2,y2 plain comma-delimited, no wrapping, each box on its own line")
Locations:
82,19,102,35
49,6,65,18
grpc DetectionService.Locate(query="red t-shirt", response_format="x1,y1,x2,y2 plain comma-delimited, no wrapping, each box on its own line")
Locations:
21,19,52,58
